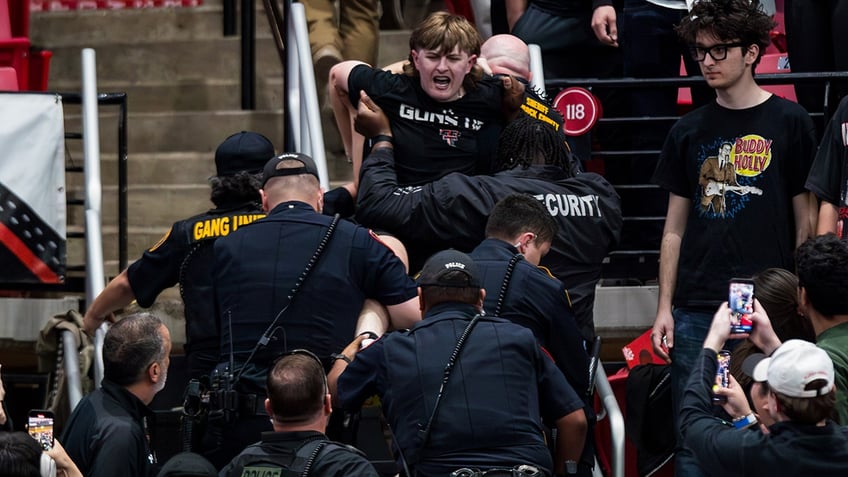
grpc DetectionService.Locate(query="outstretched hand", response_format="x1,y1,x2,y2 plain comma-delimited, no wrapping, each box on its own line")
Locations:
354,91,392,139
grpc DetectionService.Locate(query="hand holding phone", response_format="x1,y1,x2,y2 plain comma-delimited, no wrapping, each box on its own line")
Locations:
729,279,754,334
28,410,54,451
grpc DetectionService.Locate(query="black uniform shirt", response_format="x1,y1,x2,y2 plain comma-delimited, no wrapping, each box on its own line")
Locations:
126,202,264,377
337,303,584,476
61,379,156,477
348,64,506,185
213,201,417,393
471,238,589,395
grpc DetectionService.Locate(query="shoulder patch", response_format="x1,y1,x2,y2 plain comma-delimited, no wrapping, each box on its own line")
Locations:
148,227,172,252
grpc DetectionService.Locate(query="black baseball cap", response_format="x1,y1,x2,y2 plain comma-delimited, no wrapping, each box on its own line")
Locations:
262,152,321,186
156,452,217,477
214,131,276,177
418,250,481,288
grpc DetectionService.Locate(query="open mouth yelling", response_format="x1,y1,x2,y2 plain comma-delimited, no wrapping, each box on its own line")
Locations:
433,76,451,90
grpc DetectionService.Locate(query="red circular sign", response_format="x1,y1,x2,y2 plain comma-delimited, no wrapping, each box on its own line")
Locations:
552,87,601,136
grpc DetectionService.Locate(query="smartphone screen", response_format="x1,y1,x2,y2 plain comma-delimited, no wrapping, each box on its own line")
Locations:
713,351,731,403
729,279,754,334
28,410,54,451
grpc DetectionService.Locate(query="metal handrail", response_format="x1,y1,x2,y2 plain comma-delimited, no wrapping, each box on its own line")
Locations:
81,48,107,391
594,363,625,477
262,0,329,188
60,330,83,409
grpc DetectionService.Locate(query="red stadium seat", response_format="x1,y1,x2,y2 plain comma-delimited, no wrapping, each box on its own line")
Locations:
0,65,18,90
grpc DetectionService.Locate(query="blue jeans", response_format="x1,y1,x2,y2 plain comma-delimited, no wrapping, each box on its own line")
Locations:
670,308,712,477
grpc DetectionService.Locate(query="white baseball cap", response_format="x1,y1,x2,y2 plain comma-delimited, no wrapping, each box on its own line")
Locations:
752,339,834,398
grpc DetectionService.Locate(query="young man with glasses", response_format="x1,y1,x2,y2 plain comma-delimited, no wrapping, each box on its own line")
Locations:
649,1,818,476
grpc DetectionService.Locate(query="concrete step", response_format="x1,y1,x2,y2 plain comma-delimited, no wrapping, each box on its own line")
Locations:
67,225,171,269
62,109,284,153
46,37,283,84
67,184,211,228
67,152,216,187
30,6,258,46
50,77,284,112
65,149,353,193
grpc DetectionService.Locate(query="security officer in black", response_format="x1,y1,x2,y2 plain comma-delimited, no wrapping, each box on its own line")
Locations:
331,250,588,477
206,152,420,469
353,94,622,342
471,194,594,476
83,131,274,379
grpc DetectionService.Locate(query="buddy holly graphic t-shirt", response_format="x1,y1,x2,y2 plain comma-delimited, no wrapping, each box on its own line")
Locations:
652,95,816,308
348,65,507,186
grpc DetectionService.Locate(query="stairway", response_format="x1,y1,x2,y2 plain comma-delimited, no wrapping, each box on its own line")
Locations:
25,2,411,344
29,3,410,275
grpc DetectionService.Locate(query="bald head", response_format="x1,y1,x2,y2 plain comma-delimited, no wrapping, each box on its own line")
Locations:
481,34,531,81
260,160,323,213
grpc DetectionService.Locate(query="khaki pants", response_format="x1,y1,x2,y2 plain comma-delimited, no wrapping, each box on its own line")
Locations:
300,0,380,65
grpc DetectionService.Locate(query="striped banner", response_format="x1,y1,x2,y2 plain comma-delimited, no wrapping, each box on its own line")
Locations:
0,93,66,284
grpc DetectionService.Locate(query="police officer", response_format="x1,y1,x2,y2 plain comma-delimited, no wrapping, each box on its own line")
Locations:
219,351,379,476
83,131,274,379
471,194,594,476
330,250,587,477
206,152,420,468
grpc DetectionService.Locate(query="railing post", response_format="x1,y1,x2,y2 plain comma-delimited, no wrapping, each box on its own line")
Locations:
241,0,255,110
81,48,107,388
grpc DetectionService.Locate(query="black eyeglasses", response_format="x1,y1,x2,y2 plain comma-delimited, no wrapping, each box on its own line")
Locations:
689,42,745,62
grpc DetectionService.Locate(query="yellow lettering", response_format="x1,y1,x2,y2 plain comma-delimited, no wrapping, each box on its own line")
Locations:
193,221,203,241
520,104,537,118
538,113,559,130
525,97,549,114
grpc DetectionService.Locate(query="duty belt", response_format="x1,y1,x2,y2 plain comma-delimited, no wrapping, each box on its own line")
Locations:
450,464,543,477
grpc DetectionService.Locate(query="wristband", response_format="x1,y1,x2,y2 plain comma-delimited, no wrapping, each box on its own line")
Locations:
368,134,394,150
331,353,352,364
733,413,757,429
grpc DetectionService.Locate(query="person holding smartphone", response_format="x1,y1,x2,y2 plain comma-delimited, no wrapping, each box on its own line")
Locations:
679,301,848,476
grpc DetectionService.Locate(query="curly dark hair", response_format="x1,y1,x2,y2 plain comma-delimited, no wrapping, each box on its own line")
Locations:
495,115,580,178
675,0,776,69
796,234,848,316
209,171,262,208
